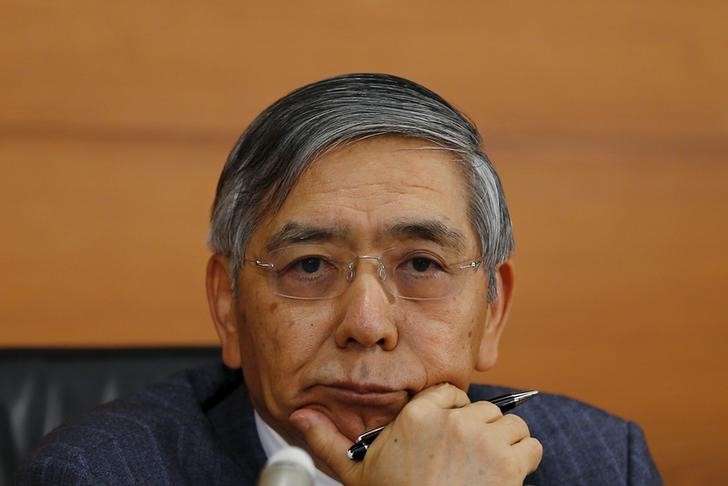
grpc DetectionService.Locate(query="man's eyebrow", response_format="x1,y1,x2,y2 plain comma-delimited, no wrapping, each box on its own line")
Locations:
265,222,351,251
383,220,465,252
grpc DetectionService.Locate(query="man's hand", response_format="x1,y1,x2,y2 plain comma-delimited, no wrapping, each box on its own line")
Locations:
290,383,543,486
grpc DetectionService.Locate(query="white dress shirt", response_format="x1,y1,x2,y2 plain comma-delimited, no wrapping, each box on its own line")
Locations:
254,411,342,486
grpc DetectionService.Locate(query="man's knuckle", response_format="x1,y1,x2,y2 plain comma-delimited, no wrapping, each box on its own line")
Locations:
506,414,530,436
472,400,502,420
483,400,503,414
531,437,544,461
401,401,429,426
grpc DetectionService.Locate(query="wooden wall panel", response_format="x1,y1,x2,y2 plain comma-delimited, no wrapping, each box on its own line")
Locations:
1,137,220,345
2,2,727,138
2,1,726,483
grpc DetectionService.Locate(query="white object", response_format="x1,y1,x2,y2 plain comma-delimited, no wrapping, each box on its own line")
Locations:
258,446,316,486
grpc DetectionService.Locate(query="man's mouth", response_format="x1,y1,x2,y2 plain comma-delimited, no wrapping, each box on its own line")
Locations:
316,382,410,406
294,382,413,441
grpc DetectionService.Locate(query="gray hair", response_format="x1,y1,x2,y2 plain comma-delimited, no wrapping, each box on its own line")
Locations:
208,73,514,301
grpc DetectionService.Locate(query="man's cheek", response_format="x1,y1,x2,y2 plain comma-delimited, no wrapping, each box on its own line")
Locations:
274,307,333,352
413,338,474,389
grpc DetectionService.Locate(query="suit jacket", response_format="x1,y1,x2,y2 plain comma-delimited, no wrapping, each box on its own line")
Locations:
16,363,662,485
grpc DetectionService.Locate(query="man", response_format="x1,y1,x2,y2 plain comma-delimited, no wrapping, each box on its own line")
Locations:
18,74,662,484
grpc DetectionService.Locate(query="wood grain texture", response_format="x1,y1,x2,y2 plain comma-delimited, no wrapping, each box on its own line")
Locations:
1,1,726,483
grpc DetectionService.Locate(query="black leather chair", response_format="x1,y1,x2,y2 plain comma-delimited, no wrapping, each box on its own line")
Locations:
0,347,220,486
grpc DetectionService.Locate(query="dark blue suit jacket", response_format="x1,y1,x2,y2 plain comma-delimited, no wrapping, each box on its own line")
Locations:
16,363,662,485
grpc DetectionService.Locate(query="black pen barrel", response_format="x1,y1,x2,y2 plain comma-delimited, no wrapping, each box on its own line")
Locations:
496,399,520,413
347,443,368,461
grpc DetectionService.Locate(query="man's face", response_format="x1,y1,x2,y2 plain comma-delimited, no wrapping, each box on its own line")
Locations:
209,136,510,445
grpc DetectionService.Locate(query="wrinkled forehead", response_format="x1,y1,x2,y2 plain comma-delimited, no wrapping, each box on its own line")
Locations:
247,137,479,255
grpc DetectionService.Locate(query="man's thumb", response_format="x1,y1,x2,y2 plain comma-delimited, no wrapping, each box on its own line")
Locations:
290,409,358,482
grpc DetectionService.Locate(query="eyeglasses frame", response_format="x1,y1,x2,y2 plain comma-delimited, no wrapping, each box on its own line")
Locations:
243,248,483,301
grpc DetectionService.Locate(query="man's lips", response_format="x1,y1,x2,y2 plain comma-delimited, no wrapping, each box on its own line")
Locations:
296,382,413,442
313,382,410,406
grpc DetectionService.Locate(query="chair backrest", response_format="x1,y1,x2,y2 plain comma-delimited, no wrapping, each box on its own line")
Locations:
0,347,220,486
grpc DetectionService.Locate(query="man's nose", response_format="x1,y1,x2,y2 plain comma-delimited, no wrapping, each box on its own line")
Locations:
334,264,399,351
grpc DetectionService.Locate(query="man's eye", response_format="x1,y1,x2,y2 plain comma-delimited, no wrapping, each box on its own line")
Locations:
298,257,323,273
404,256,444,273
411,257,433,272
282,256,337,277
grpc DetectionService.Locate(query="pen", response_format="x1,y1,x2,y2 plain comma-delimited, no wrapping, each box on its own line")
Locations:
346,390,539,461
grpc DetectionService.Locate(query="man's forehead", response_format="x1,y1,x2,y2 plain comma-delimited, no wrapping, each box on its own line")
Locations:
247,137,478,254
301,136,464,184
264,219,467,253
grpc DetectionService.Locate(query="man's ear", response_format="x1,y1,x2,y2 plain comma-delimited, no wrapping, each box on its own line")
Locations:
206,254,242,369
476,260,515,372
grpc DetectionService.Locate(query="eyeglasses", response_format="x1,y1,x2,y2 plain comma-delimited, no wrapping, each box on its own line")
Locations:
244,244,482,301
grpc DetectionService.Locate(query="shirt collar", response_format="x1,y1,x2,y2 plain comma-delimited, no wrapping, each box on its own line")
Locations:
254,411,342,486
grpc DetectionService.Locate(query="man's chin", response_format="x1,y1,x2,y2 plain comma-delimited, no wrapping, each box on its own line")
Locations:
301,395,408,441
